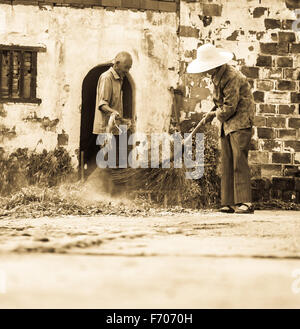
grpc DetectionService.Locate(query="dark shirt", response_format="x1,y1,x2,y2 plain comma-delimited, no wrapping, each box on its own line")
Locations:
212,64,255,136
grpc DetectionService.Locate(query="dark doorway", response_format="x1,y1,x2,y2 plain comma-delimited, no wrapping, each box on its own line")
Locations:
79,64,133,178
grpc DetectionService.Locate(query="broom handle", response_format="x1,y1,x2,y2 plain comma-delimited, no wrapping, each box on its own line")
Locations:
182,106,217,146
183,117,206,146
166,116,207,164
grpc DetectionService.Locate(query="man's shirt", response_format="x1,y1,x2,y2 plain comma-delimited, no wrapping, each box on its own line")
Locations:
212,64,255,136
93,67,123,134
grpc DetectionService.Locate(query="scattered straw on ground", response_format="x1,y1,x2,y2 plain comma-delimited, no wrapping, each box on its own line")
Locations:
0,183,203,219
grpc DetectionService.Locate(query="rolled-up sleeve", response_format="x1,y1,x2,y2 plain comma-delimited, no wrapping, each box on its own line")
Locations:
216,77,240,123
97,76,112,112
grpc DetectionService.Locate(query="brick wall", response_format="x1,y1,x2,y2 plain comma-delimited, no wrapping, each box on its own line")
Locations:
178,0,300,189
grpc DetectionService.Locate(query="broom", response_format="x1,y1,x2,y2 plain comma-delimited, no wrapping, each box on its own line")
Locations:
104,112,212,204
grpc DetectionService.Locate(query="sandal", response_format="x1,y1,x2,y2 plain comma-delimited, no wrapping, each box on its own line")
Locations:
219,205,235,213
235,203,254,214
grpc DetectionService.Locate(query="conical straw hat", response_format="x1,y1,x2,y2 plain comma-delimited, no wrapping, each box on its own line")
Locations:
187,43,233,74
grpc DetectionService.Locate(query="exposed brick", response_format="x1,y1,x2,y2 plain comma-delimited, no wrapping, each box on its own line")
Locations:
266,117,286,128
261,164,282,178
272,177,295,190
256,32,265,41
284,141,300,152
278,128,297,140
121,0,140,9
283,165,300,176
277,56,293,67
260,42,277,54
57,133,69,146
251,178,271,190
253,7,267,18
184,49,197,59
259,104,276,114
13,0,39,4
272,152,292,164
250,165,262,178
253,90,264,103
277,80,296,91
182,97,198,112
256,55,272,67
264,19,281,30
260,68,282,79
179,26,199,38
271,33,278,42
199,15,213,27
291,92,300,103
283,68,294,79
259,42,289,56
278,32,296,43
256,79,274,91
276,42,289,55
190,112,203,121
290,44,300,53
278,105,296,115
265,91,290,104
226,30,240,41
285,0,300,9
241,66,259,79
249,151,269,164
102,0,121,6
282,19,294,30
254,116,266,127
158,1,177,12
257,127,275,139
140,0,159,10
261,139,282,152
190,86,210,98
288,118,300,129
202,3,222,16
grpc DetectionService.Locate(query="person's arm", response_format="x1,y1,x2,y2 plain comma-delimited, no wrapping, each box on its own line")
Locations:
100,104,120,117
215,76,240,123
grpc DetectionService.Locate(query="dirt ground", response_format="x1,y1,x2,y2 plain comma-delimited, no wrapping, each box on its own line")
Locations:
0,210,300,308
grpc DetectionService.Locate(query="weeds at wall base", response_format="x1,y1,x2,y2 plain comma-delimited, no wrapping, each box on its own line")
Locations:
0,147,75,196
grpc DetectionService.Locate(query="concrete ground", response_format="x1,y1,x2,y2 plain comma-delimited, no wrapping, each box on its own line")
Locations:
0,210,300,308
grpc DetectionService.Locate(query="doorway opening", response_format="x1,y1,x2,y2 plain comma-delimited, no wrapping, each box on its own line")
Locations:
79,64,134,178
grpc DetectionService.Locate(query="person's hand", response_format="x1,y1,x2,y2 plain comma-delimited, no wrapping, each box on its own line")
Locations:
112,110,121,118
204,111,216,124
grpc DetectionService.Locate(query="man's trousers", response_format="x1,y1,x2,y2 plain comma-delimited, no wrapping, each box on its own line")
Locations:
220,128,252,206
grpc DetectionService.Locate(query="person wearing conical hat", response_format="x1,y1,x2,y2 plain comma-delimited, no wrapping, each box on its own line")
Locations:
187,43,255,214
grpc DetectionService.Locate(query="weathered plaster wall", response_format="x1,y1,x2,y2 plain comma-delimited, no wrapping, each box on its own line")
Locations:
179,0,300,184
0,4,179,165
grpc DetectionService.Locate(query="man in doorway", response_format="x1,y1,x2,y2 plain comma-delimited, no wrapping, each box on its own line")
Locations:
93,51,133,169
187,43,255,214
93,51,133,135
